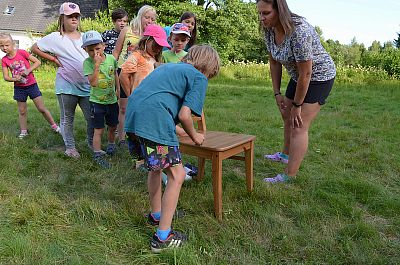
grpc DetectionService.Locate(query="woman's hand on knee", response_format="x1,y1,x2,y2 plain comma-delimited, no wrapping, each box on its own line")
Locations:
290,106,303,128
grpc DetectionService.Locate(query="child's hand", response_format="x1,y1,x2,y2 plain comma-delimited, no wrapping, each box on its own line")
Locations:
53,57,62,67
192,132,205,146
14,75,22,82
21,69,30,77
94,52,102,65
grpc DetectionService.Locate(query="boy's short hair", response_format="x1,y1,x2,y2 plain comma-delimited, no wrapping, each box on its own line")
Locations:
81,30,103,48
182,45,220,79
111,8,128,21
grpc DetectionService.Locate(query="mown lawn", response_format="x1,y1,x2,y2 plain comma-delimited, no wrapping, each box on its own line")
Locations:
0,68,399,264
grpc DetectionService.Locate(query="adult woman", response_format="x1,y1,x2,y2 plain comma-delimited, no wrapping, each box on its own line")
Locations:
112,5,157,146
256,0,336,182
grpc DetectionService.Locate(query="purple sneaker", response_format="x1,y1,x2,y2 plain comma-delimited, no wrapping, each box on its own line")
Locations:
263,173,290,183
264,152,288,164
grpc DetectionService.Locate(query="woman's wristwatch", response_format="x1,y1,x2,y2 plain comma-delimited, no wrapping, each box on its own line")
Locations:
292,101,303,108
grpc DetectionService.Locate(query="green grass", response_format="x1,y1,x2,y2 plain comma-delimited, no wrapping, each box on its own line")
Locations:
0,68,399,264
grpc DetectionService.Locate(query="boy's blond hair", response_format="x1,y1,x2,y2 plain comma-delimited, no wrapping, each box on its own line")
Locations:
182,45,220,79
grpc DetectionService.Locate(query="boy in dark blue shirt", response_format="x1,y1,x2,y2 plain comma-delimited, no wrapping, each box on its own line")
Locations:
101,8,128,54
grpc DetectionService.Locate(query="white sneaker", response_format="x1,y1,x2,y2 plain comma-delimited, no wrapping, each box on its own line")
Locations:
52,125,61,134
18,132,29,139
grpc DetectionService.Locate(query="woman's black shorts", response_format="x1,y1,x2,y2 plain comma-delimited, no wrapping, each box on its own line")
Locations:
285,78,335,105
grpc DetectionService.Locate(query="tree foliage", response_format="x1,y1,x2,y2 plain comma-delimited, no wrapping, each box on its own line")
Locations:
43,0,400,77
394,32,400,48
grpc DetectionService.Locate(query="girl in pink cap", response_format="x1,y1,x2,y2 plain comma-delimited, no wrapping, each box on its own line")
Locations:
119,24,170,169
119,24,170,97
31,2,93,159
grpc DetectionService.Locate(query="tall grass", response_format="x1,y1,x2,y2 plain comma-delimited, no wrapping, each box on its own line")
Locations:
0,66,399,264
220,61,396,84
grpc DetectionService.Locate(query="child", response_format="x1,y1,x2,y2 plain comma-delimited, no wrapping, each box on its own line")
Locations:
82,31,120,168
113,5,157,146
0,33,60,139
124,45,220,252
101,8,128,55
162,23,190,63
164,12,197,52
31,2,93,159
119,24,170,97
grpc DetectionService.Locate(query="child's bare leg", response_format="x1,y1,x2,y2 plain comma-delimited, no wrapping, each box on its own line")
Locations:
117,98,127,142
148,170,162,214
93,128,104,151
158,164,186,230
32,96,56,125
107,126,117,144
17,101,28,131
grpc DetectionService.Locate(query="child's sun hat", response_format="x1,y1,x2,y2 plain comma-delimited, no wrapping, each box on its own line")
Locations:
59,2,81,15
81,30,103,48
143,24,171,48
171,23,191,37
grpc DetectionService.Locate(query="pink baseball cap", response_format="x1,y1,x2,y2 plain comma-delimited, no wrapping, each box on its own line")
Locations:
143,24,171,48
59,2,81,15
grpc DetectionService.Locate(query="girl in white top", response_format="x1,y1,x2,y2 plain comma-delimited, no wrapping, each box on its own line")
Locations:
31,2,93,159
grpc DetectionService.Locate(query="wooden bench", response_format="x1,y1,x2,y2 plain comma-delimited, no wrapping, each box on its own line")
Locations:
178,113,256,221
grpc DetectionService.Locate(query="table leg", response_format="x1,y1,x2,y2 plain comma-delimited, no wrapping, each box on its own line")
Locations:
212,152,223,221
245,141,254,192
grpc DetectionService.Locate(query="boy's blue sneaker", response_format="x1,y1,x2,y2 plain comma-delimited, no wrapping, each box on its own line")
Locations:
146,209,186,226
150,230,188,253
94,154,111,169
105,143,116,156
147,213,160,226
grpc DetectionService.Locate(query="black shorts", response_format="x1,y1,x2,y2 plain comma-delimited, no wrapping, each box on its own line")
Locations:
90,102,119,129
117,68,128,99
14,83,42,102
285,78,335,105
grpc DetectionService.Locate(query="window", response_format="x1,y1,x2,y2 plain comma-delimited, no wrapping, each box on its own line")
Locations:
3,6,15,15
14,39,19,49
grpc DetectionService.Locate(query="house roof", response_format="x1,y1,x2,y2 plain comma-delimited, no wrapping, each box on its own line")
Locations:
0,0,108,34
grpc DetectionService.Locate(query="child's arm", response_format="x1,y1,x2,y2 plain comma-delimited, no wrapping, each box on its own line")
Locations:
22,55,41,76
178,106,204,145
2,66,21,82
112,27,127,60
176,125,188,137
31,43,62,67
119,71,132,96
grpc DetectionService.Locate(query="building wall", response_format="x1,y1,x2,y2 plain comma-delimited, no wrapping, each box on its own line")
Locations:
0,31,42,57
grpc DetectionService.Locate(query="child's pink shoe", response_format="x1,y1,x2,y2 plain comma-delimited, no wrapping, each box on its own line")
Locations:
51,124,61,134
264,152,288,164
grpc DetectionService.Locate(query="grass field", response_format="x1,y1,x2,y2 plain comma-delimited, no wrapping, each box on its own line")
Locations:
0,67,399,264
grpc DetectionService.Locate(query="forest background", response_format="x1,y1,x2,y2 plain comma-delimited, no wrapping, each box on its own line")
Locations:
46,0,400,78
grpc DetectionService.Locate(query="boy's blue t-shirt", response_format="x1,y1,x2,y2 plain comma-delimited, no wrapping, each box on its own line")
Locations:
124,63,208,146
